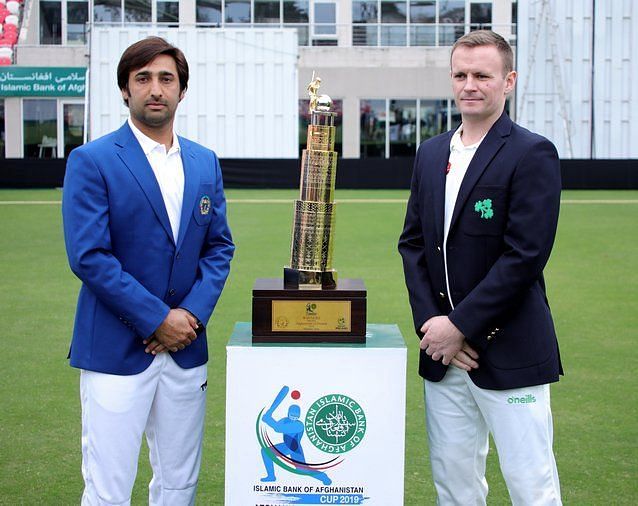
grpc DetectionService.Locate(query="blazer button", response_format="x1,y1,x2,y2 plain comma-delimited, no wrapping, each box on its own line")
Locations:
439,292,446,299
436,246,442,252
487,335,493,341
169,289,176,296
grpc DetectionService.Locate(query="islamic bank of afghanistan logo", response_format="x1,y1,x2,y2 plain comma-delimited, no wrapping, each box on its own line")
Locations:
305,394,366,453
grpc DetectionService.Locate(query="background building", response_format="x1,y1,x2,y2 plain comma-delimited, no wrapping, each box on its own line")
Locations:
0,0,636,163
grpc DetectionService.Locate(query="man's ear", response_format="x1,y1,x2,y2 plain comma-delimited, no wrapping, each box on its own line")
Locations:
178,89,186,103
120,86,130,107
504,70,517,95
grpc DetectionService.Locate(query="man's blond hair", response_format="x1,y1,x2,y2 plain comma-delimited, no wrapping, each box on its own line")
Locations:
451,30,514,75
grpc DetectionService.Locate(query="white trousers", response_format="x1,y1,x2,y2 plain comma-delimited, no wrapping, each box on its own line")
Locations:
80,353,207,506
424,366,561,506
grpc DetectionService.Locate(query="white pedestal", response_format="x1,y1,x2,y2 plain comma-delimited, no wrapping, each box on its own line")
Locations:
225,323,407,506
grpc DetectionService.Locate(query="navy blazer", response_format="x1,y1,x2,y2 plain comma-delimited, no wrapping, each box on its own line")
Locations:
398,112,563,390
62,122,235,375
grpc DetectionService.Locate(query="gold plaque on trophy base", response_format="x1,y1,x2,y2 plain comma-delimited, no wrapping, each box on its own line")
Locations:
252,278,366,343
272,300,351,332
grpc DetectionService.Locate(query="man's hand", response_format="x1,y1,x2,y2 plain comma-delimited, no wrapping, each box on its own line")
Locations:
152,308,199,352
420,316,465,365
143,336,167,355
450,342,480,371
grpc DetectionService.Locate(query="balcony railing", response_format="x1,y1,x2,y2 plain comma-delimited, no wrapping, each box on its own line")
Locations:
82,21,515,48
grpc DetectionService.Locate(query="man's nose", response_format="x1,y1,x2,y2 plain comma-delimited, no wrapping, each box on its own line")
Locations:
464,75,477,90
150,77,162,97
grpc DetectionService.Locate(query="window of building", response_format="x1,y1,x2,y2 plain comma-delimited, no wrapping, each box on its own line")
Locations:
94,0,177,23
23,99,58,158
40,1,62,44
360,99,386,157
157,0,179,22
124,0,152,22
63,102,85,157
68,1,89,44
354,0,495,47
352,0,377,45
284,0,309,23
409,0,435,46
298,99,342,156
313,1,336,38
438,0,464,45
419,99,447,141
389,99,416,156
196,0,222,23
225,0,251,23
380,0,406,45
23,99,85,158
41,0,89,44
284,0,309,44
470,1,491,30
361,98,460,157
255,0,280,23
195,0,310,43
0,100,5,159
94,0,122,22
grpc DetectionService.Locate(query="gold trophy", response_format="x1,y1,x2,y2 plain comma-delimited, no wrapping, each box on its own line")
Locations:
252,73,366,343
284,72,338,290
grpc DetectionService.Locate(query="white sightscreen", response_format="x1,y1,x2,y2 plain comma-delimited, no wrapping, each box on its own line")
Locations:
89,26,299,158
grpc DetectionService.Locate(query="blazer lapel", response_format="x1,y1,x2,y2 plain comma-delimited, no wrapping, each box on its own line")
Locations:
115,123,175,244
430,131,454,244
176,138,200,252
448,113,512,233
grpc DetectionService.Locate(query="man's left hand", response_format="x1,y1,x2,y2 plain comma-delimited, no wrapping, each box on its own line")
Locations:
143,336,167,355
420,316,465,365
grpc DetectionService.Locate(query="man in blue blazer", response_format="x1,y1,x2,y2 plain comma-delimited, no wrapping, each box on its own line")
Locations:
63,37,234,505
399,31,562,504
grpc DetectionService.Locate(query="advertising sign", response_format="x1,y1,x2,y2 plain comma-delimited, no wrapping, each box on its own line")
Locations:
226,323,407,505
0,67,86,97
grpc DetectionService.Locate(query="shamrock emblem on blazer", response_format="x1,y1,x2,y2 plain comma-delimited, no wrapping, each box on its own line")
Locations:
474,199,494,219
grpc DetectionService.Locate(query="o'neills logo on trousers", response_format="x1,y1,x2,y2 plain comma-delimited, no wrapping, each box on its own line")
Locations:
507,394,536,404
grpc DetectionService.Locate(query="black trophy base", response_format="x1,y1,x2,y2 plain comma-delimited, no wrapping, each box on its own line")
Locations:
252,278,366,344
284,267,336,289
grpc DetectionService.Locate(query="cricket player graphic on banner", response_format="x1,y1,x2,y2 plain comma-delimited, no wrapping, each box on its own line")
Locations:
255,385,369,505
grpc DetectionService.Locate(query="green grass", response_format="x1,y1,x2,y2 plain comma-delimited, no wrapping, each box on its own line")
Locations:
0,189,637,505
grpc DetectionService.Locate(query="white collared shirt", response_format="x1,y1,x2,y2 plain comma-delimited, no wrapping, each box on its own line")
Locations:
128,118,184,242
443,125,485,308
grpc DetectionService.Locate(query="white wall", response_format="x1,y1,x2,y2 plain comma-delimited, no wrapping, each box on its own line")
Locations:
516,0,638,158
89,26,299,157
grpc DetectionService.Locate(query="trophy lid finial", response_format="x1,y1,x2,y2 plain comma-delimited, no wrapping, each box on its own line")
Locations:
307,71,331,113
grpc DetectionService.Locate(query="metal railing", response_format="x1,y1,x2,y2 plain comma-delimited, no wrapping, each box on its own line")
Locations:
51,21,516,49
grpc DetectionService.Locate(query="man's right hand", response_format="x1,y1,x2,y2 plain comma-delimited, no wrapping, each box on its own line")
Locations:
152,308,199,352
450,341,480,371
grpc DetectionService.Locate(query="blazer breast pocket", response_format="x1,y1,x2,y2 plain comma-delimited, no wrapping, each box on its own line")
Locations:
461,185,507,236
193,184,215,226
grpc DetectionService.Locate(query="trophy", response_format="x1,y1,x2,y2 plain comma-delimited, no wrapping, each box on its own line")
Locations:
252,73,367,343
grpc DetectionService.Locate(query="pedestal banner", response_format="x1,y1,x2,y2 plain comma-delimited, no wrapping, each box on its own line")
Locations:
225,323,407,505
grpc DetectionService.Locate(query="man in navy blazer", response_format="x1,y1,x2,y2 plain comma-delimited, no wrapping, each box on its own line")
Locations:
399,31,562,504
63,37,234,505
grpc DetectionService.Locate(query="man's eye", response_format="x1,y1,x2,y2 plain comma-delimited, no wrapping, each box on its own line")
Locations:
137,76,148,83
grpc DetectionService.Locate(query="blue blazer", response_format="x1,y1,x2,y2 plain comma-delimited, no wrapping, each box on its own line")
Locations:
62,122,234,375
398,112,563,390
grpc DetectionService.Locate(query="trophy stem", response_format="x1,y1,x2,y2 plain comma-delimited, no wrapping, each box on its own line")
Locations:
286,105,338,290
